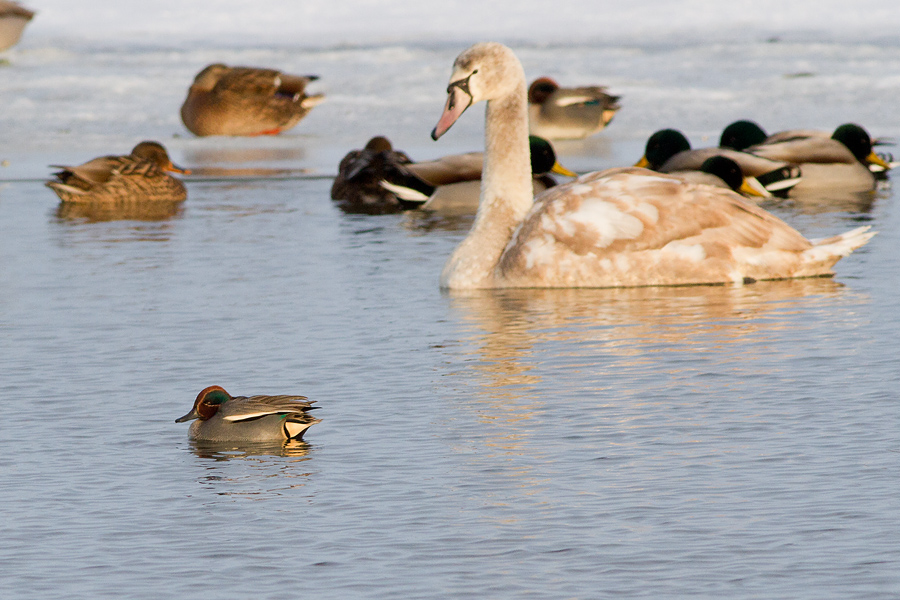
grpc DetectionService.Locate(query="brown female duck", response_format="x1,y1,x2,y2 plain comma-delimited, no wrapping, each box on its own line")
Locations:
180,64,324,136
46,141,188,204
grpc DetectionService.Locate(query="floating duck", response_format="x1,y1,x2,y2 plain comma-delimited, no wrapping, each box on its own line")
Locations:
176,386,320,443
379,135,576,212
46,141,188,204
527,77,621,140
637,128,800,196
719,120,890,191
668,155,768,197
330,136,415,214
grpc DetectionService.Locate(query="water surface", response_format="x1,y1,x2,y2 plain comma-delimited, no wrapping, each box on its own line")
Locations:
1,31,899,600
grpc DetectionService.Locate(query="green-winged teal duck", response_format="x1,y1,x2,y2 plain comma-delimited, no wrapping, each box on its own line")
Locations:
527,77,620,140
176,385,320,442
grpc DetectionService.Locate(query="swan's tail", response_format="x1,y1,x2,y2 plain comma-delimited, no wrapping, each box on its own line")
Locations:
805,225,876,263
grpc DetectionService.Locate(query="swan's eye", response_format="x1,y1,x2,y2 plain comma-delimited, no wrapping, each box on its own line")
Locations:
448,70,478,98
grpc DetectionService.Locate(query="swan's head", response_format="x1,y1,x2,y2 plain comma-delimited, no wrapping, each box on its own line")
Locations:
432,43,524,140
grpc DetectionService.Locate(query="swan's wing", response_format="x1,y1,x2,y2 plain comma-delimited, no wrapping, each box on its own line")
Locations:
498,168,812,283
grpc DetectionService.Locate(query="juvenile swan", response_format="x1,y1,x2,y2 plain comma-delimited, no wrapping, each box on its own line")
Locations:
431,43,874,289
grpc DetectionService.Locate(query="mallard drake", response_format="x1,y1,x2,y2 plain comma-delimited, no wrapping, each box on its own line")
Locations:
636,128,801,195
669,156,768,197
330,136,415,214
46,141,188,204
176,385,320,443
180,64,324,136
527,77,621,140
429,43,873,289
719,120,891,191
379,135,576,212
0,1,33,51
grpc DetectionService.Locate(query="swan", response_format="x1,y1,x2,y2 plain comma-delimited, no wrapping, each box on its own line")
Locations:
431,43,874,289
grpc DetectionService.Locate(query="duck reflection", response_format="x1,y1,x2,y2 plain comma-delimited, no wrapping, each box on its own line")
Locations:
180,145,313,180
189,441,315,499
55,200,184,222
401,209,474,233
181,145,308,166
773,187,885,214
189,439,314,460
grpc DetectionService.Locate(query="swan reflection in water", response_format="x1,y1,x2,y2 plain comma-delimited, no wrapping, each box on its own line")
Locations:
438,278,862,505
444,277,856,424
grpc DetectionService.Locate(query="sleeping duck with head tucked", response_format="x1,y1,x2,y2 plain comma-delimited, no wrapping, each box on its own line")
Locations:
430,43,875,290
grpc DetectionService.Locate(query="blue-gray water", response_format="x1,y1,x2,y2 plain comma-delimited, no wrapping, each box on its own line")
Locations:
2,38,900,599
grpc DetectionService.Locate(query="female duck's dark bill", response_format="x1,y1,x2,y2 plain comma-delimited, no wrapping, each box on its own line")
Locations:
432,76,475,140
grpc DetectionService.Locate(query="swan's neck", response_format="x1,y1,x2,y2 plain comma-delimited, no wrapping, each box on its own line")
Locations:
441,81,532,289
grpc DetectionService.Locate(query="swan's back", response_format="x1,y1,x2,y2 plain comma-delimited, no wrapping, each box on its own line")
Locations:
495,168,865,288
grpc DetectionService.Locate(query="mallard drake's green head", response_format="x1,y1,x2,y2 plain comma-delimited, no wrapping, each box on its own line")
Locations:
719,120,768,151
832,123,889,169
636,129,691,170
176,385,231,422
528,136,577,177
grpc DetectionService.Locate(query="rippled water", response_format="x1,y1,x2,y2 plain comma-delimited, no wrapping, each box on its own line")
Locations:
2,30,900,600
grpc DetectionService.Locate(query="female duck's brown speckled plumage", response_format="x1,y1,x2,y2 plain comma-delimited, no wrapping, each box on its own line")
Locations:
176,385,321,443
180,64,325,136
46,141,188,204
